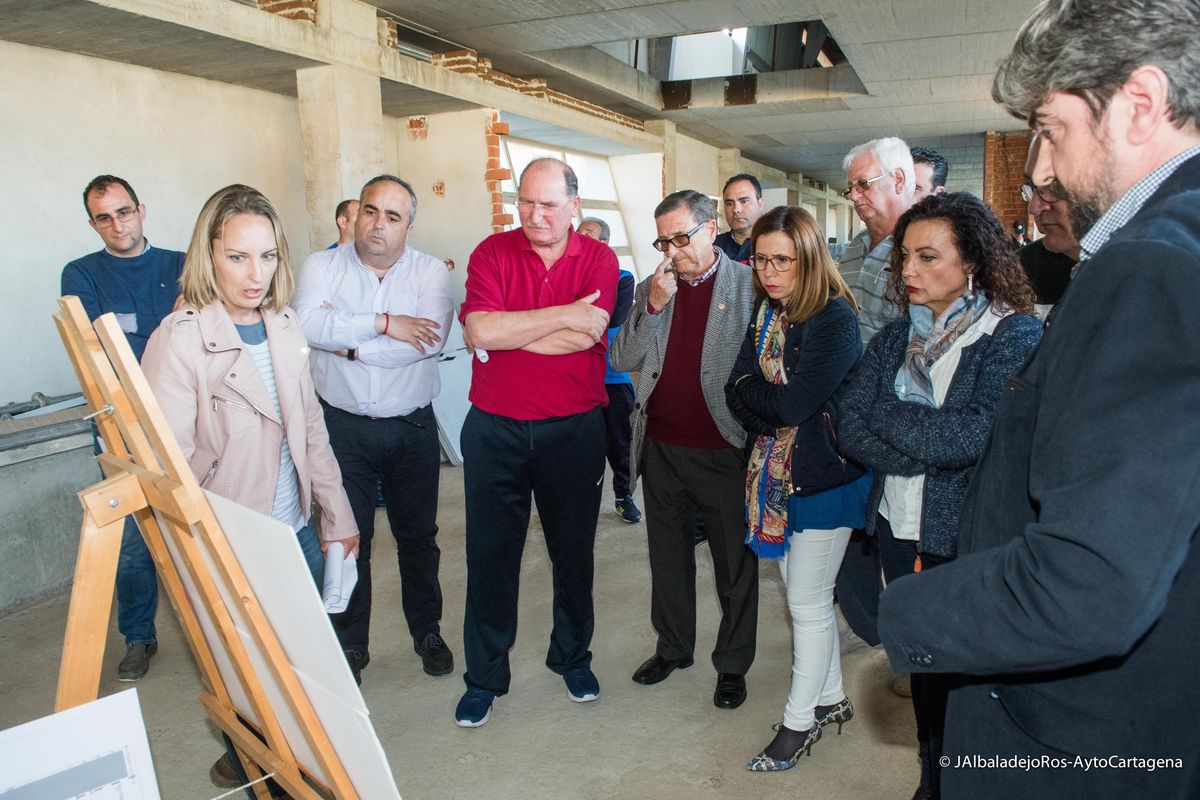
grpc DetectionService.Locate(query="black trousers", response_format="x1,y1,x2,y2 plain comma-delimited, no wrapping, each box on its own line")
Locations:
835,514,924,646
461,405,604,695
602,383,635,499
321,401,443,658
641,438,758,674
864,513,951,799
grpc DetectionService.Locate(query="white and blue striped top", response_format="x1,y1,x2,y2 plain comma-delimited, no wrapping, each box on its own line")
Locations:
236,321,305,532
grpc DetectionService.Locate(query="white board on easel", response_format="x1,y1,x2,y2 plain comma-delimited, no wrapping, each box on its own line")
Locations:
432,316,472,466
166,491,401,799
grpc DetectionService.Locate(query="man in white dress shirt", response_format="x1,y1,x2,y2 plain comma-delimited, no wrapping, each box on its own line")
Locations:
294,175,455,684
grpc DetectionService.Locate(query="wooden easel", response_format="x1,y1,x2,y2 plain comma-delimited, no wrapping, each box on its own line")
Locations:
53,295,359,799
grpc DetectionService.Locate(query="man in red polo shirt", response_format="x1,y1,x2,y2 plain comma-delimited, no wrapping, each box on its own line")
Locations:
611,189,758,710
454,158,619,727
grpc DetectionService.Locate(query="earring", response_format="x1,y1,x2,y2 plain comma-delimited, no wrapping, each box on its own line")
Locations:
967,273,975,300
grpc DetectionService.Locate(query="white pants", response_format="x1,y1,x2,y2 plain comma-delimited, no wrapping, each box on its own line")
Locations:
778,526,853,730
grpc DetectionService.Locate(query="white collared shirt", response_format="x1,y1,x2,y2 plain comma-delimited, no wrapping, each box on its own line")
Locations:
293,242,455,417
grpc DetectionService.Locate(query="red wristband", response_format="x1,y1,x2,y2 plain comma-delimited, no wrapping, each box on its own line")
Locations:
382,314,390,335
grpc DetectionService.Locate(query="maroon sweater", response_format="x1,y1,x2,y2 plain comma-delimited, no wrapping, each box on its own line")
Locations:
645,277,730,449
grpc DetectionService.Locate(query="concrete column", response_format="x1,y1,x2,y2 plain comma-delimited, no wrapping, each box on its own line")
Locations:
645,119,677,195
296,63,387,251
786,171,802,206
717,147,741,189
835,203,851,243
811,196,829,241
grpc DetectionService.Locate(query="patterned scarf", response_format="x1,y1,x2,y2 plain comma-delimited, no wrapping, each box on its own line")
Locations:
894,292,992,407
745,303,794,560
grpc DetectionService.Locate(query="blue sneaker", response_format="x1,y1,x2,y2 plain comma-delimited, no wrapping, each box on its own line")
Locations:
455,688,494,727
564,667,600,703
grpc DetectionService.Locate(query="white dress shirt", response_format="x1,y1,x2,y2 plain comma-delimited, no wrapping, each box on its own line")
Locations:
293,242,455,418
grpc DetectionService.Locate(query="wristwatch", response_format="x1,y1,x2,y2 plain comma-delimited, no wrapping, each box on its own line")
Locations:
346,348,357,361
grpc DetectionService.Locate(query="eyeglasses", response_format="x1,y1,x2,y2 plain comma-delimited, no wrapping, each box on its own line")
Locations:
91,207,139,228
1020,182,1062,204
651,221,706,253
516,199,567,214
840,174,886,199
750,254,796,272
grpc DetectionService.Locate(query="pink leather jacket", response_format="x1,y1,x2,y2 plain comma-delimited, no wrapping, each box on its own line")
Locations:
142,302,356,541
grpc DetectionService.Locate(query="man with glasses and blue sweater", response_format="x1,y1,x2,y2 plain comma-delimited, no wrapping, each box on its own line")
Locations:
61,174,185,682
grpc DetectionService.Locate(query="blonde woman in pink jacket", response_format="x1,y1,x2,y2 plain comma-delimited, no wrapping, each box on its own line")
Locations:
143,184,360,792
143,183,359,582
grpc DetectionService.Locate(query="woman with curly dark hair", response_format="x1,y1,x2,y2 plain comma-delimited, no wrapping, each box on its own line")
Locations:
836,192,1041,800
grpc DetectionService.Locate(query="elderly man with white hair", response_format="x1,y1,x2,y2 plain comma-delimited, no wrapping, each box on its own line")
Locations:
836,137,917,343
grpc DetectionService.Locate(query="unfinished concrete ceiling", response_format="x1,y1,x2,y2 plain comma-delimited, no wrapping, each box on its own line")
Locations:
374,0,1038,185
0,0,1038,188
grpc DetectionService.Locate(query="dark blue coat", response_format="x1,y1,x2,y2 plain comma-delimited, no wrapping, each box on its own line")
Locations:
836,311,1042,557
725,296,863,495
879,154,1200,798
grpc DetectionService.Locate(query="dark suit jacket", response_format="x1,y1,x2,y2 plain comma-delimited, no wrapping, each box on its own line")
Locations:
878,153,1200,798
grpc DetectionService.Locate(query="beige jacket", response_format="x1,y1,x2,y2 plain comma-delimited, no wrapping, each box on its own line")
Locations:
142,302,356,541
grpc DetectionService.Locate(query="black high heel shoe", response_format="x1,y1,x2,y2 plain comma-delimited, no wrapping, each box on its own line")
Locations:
746,724,823,771
815,696,854,734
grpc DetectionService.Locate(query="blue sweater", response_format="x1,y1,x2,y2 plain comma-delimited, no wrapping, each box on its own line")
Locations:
61,243,184,361
836,311,1042,557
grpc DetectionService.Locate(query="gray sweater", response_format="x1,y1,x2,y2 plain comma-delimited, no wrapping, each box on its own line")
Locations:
836,311,1042,557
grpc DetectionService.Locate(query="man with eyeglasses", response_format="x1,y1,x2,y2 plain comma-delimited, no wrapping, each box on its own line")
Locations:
611,189,758,711
831,139,916,690
1018,140,1080,319
837,137,917,343
60,174,185,683
454,158,618,727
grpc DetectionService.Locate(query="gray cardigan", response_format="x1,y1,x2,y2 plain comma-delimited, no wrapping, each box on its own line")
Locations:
836,310,1042,557
609,249,754,485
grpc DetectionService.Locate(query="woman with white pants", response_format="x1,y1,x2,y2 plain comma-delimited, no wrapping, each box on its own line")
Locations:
725,206,870,771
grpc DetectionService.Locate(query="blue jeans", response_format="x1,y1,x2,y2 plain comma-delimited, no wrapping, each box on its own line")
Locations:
117,516,159,645
93,427,158,646
295,519,324,588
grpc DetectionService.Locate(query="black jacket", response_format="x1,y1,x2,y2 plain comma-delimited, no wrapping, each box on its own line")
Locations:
878,154,1200,798
725,296,864,496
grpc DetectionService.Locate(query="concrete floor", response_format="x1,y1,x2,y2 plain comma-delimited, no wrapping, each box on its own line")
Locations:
0,463,919,799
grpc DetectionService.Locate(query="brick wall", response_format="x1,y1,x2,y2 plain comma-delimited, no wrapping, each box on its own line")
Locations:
257,0,316,23
430,49,646,133
484,112,512,233
982,131,1032,236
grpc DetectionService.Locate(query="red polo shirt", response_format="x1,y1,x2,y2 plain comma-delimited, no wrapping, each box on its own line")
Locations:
460,227,619,420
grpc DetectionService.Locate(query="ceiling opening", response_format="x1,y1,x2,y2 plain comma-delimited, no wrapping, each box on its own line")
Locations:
626,21,846,82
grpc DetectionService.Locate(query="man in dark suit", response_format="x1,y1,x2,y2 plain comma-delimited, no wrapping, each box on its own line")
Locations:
877,1,1200,798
